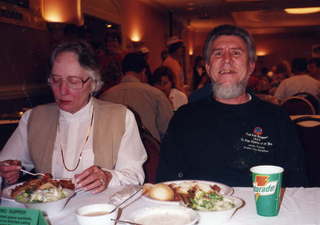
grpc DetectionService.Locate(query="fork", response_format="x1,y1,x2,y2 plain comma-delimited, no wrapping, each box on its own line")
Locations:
20,169,45,177
111,219,142,225
2,162,46,177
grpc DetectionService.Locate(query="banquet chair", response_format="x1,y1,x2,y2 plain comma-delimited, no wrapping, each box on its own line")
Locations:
292,116,320,187
281,96,316,115
140,127,160,184
129,107,160,184
0,122,18,150
293,92,320,114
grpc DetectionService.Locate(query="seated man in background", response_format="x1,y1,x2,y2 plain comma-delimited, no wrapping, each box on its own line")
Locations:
151,66,188,111
100,53,173,142
275,57,320,102
157,24,308,187
307,58,320,81
0,41,147,193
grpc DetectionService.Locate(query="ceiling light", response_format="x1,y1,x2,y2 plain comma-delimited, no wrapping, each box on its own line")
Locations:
284,7,320,14
256,50,268,56
41,0,83,25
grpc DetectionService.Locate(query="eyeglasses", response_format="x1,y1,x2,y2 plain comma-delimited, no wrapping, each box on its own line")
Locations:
48,75,91,89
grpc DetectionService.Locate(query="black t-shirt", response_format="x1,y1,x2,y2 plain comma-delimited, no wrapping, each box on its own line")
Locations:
157,95,308,187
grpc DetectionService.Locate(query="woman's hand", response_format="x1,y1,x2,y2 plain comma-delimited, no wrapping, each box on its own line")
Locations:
74,165,112,194
0,160,21,184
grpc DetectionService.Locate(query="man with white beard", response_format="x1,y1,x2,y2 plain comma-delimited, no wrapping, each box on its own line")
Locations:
157,25,308,187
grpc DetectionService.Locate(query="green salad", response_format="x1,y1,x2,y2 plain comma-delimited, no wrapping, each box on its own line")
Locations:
186,189,235,211
15,187,68,203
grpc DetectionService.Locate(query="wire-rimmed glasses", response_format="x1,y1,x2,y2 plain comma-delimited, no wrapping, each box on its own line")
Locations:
48,75,91,89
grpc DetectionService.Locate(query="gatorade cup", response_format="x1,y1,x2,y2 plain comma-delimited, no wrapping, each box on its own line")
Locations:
250,165,284,217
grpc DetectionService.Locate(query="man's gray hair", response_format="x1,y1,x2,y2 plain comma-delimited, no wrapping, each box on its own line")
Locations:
203,24,257,64
50,40,103,93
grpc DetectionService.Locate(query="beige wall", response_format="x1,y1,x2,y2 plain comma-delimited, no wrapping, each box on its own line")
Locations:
84,0,170,72
254,32,320,69
118,0,169,72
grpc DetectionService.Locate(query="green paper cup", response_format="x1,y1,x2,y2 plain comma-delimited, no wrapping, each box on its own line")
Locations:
250,165,284,217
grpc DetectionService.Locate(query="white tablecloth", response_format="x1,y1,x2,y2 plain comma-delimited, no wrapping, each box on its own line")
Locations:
2,186,320,225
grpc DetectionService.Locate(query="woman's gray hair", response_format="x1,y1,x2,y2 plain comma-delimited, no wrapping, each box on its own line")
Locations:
50,40,103,94
203,24,257,65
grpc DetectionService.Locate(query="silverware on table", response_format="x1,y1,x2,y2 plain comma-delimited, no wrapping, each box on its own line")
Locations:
109,187,143,214
111,218,142,225
63,189,84,209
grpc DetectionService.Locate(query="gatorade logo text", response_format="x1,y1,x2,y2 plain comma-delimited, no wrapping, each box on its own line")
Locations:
253,175,277,196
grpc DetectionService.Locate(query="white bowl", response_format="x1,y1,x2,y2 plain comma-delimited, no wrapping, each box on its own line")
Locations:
196,196,244,225
16,188,74,217
126,205,199,225
76,203,118,225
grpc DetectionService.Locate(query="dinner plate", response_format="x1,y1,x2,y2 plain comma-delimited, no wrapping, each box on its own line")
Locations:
1,178,74,201
142,180,234,204
1,182,23,201
126,205,200,225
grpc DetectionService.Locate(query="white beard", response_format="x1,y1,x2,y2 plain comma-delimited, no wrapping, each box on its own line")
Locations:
212,79,248,99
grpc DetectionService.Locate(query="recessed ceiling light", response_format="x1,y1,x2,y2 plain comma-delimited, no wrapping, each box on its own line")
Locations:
284,7,320,14
106,24,112,28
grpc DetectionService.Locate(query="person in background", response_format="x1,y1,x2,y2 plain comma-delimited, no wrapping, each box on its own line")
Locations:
97,31,126,94
275,57,320,102
192,56,209,90
188,82,212,103
161,49,168,62
0,41,147,193
269,61,292,95
157,24,308,187
100,53,173,142
138,46,152,83
152,66,188,111
163,36,186,93
307,58,320,80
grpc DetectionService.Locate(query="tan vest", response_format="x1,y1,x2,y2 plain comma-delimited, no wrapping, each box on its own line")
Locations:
28,98,126,173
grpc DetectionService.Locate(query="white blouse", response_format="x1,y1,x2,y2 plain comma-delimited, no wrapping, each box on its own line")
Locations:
0,99,147,187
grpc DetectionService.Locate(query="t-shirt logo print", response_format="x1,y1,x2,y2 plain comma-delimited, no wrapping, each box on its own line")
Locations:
240,126,272,153
253,127,263,136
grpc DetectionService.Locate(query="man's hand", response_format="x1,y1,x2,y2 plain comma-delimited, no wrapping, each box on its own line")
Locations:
0,160,21,184
74,165,112,194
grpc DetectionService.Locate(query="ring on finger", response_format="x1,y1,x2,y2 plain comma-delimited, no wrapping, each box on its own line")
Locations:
99,178,105,186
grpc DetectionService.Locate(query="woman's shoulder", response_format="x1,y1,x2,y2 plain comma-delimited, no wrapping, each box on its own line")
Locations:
30,102,58,115
93,98,127,111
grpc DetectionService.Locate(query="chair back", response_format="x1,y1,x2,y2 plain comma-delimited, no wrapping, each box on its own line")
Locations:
294,92,320,114
281,96,316,115
128,107,160,184
292,116,320,187
140,127,160,184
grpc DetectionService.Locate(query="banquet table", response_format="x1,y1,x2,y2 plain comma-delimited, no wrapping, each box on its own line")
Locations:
1,186,320,225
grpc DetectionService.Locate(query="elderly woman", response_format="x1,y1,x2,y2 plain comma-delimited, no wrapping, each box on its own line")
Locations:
0,41,147,193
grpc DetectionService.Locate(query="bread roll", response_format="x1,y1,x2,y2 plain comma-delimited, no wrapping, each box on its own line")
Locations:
148,183,174,201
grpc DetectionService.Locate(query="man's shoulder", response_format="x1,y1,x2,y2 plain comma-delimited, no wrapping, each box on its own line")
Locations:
163,56,178,67
170,88,188,99
287,74,315,82
253,95,289,116
189,83,212,103
176,98,211,114
119,82,168,99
